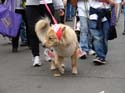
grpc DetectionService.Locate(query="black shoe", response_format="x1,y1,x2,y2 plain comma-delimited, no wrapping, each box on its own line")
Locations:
20,42,28,47
12,48,18,53
79,54,87,59
122,32,125,35
93,57,106,65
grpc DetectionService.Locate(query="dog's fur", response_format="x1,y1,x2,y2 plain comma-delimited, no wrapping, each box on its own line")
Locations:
35,18,78,76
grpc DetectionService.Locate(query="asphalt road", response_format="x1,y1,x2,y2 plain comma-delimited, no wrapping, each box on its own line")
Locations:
0,13,125,93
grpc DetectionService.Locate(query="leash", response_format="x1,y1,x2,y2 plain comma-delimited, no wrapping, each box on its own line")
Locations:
42,0,63,41
42,0,57,24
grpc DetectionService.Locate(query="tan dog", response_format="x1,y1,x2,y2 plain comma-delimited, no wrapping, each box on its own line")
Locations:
35,18,78,76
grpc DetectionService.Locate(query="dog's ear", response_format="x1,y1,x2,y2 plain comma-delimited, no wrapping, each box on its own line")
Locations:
62,27,66,32
35,17,51,33
35,18,50,43
41,22,48,30
62,26,66,38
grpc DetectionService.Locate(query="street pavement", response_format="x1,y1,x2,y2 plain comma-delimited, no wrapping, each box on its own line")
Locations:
0,13,125,93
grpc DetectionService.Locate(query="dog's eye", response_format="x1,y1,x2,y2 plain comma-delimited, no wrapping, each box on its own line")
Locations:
49,37,53,40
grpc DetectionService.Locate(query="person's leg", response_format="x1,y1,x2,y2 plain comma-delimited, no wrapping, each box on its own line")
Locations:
22,9,30,48
79,16,89,59
116,3,121,22
66,0,72,21
87,30,95,56
123,5,125,35
12,31,20,52
11,9,22,52
102,21,109,56
89,20,109,64
71,6,76,17
20,20,28,46
26,5,42,66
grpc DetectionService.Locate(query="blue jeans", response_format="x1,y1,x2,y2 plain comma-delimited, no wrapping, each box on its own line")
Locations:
79,16,92,53
123,6,125,32
89,20,109,60
66,0,72,19
20,20,27,43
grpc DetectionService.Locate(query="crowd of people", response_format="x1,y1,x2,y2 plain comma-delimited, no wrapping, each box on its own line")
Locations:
0,0,125,66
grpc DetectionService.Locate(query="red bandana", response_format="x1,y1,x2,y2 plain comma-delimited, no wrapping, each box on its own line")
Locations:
52,24,62,41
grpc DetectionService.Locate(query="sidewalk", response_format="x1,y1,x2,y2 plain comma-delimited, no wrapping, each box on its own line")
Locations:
0,13,125,93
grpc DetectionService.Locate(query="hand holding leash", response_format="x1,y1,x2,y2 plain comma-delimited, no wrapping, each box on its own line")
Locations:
58,9,64,16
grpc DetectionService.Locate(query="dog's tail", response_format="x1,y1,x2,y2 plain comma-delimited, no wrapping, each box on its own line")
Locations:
35,17,50,43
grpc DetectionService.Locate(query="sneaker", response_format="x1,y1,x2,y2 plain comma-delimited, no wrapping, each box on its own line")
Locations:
77,48,87,59
93,57,106,65
33,56,42,67
79,54,87,59
88,50,96,56
79,51,87,59
122,32,125,35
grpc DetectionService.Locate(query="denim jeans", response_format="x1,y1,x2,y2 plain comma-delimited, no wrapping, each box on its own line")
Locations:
116,3,121,22
89,20,109,60
123,6,125,32
66,0,72,20
20,20,27,43
79,16,92,53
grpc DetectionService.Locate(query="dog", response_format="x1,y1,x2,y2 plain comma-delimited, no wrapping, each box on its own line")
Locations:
35,18,79,76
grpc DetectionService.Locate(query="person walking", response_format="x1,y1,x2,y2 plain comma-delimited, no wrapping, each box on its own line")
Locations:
121,0,125,35
25,0,64,67
12,0,28,52
89,0,116,64
77,0,95,59
114,0,122,22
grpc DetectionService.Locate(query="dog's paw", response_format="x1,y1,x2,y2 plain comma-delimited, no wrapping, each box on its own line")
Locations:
50,66,56,70
59,67,64,74
50,62,56,70
53,73,61,77
53,69,61,77
61,63,65,68
72,68,78,75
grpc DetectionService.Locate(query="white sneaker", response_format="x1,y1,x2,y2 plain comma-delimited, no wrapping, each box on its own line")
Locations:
88,50,96,56
33,56,42,67
77,47,87,58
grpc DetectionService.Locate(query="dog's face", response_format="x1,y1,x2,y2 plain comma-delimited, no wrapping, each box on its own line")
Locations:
43,28,59,48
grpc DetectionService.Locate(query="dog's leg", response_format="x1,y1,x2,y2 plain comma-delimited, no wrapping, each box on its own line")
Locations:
53,69,61,77
53,55,64,77
58,56,65,73
50,61,56,70
50,59,65,71
55,55,64,74
71,50,78,75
